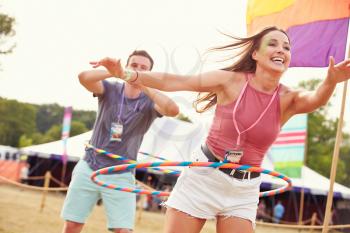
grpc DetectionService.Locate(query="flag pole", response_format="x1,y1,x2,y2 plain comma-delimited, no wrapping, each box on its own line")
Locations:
299,115,308,224
322,80,347,233
322,26,350,232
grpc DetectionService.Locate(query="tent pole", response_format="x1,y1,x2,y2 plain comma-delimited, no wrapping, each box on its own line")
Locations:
311,194,323,219
40,171,51,213
299,114,309,225
298,188,305,224
292,191,299,222
61,162,67,187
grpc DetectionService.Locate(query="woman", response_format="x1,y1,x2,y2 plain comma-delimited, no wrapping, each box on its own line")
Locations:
90,27,350,233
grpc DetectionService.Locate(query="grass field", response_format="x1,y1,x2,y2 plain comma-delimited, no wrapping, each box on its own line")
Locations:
0,183,324,233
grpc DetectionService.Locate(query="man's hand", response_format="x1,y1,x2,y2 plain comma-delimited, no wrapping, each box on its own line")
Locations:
90,57,124,79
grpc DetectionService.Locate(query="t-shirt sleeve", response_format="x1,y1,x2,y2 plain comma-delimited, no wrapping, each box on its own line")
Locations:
148,100,163,119
93,80,118,100
138,99,163,135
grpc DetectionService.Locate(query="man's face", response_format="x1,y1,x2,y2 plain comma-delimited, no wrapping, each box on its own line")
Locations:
126,55,152,71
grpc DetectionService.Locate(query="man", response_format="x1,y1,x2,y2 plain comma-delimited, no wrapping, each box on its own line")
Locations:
61,50,179,233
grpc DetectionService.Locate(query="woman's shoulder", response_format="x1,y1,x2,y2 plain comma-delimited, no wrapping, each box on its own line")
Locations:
212,70,246,82
279,84,304,98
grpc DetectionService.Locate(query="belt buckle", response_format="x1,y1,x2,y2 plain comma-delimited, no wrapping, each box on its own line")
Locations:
232,170,250,180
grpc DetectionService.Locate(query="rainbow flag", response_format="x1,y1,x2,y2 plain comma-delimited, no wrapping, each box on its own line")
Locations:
247,0,350,67
267,114,307,178
61,106,72,164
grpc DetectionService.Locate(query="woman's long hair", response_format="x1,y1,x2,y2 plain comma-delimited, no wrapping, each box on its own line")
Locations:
193,26,289,113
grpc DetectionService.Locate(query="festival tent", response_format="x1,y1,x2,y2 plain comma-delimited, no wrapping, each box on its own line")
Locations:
20,117,207,185
260,163,350,200
22,131,91,162
0,145,24,181
0,145,20,160
21,117,350,200
21,117,207,162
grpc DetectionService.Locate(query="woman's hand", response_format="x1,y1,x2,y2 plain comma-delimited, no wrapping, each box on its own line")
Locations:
327,56,350,85
289,56,350,116
90,57,124,79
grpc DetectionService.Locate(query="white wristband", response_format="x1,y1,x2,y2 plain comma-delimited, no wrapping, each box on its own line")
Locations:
123,69,133,82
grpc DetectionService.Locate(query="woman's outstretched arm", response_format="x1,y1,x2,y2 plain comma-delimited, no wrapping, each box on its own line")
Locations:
289,57,350,114
90,57,234,93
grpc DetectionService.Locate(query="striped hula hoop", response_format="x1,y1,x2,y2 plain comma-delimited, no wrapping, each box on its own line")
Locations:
91,161,292,197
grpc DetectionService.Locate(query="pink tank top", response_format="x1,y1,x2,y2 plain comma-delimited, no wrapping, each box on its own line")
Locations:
206,74,281,167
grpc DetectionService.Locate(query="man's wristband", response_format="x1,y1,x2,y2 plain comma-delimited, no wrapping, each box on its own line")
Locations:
130,71,139,82
122,69,133,82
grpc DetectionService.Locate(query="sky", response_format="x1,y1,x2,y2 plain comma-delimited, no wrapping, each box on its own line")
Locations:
0,0,349,131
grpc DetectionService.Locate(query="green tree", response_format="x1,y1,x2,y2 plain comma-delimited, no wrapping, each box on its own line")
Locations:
72,110,96,129
38,121,89,144
298,79,349,186
30,132,46,145
18,134,33,148
35,104,96,133
0,98,36,146
0,12,15,56
35,104,64,133
70,121,89,136
340,140,350,186
42,124,61,142
0,98,94,146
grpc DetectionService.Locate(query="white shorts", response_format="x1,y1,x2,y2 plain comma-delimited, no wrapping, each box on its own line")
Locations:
164,148,261,227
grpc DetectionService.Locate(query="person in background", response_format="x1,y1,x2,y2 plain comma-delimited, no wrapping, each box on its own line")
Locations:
257,200,267,222
19,163,29,184
273,200,285,223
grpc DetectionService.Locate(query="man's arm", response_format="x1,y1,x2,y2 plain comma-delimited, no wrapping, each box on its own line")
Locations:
78,70,113,94
140,86,179,117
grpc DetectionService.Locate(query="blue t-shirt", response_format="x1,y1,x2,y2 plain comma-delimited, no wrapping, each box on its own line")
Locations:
274,203,285,219
84,80,162,170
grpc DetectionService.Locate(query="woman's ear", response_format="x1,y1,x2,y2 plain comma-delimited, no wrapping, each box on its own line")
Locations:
252,50,257,61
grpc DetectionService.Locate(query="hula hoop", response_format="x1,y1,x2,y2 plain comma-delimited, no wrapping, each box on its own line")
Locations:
91,161,292,197
138,151,168,161
85,143,180,176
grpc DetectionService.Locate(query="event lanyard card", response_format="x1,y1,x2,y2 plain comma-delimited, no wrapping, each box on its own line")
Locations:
224,147,243,163
110,122,123,142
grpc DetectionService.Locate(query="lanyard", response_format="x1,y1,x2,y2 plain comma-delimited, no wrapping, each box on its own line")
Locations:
232,80,280,146
117,84,140,123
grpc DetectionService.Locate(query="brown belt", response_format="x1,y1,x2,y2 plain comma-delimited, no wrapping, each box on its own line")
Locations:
201,144,260,180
